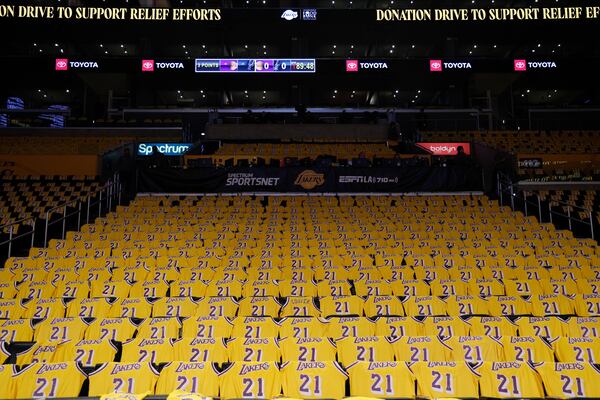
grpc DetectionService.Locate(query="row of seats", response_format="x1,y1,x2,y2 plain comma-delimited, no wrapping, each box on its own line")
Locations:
214,142,396,159
421,130,600,154
2,293,599,318
0,134,177,155
2,315,598,342
3,333,600,365
1,360,599,399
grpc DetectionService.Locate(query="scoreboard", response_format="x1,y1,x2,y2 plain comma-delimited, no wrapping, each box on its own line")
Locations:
194,58,316,73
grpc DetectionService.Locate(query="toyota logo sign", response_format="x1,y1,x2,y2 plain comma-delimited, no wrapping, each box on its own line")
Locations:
430,60,442,72
514,59,527,71
346,60,358,72
142,60,155,72
55,59,68,71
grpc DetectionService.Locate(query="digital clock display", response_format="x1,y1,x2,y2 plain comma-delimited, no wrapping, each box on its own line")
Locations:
195,58,316,73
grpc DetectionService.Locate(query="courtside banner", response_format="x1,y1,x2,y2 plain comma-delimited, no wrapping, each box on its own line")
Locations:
138,165,483,193
416,142,471,156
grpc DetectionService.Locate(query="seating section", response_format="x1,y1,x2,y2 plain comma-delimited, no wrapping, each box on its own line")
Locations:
534,189,596,221
1,195,600,399
0,177,101,232
422,130,600,154
215,142,396,160
0,134,178,155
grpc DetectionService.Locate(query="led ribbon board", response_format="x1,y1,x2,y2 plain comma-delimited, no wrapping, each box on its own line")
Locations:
195,59,316,73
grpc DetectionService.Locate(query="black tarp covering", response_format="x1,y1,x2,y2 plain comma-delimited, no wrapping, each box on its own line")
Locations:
138,166,483,193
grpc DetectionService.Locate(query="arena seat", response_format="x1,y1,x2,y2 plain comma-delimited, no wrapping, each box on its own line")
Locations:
1,194,600,398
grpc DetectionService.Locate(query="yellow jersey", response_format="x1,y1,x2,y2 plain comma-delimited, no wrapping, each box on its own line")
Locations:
109,298,153,319
566,317,600,338
16,341,61,365
88,362,160,396
0,299,27,319
346,361,415,399
535,362,600,399
477,361,544,398
85,318,138,341
391,336,452,362
500,336,555,362
281,361,347,400
279,280,318,298
446,336,504,362
173,337,229,363
34,317,89,343
403,296,447,317
374,316,424,337
54,339,118,366
0,318,34,342
227,337,280,362
363,296,404,318
320,296,364,317
279,336,337,363
231,317,279,339
336,336,395,366
237,297,281,317
136,317,181,340
195,297,239,318
152,297,199,318
278,317,327,339
280,297,321,318
411,361,480,399
24,298,66,320
467,316,518,339
516,316,566,339
552,337,600,363
326,317,376,339
181,315,233,338
155,362,220,397
423,316,470,339
218,362,281,399
170,280,208,298
121,337,175,364
14,362,86,399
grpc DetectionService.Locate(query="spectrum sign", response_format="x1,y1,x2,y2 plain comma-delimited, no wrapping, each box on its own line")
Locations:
195,59,315,73
416,142,471,156
137,143,192,156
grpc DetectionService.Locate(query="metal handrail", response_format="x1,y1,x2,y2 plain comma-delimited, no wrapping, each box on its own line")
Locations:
43,175,121,246
497,172,595,240
0,216,36,258
0,215,37,233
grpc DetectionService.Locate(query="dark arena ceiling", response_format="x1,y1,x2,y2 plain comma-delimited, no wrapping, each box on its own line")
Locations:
0,0,599,117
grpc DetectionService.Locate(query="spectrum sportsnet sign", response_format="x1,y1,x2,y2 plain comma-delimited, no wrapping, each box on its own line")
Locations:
430,60,472,72
514,59,558,71
55,59,99,71
226,172,281,188
416,142,471,156
346,60,389,72
142,60,185,72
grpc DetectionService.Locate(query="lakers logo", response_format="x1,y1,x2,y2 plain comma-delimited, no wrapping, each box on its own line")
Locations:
294,170,325,190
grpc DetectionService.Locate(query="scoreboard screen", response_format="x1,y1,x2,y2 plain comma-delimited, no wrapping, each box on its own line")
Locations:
195,59,316,73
